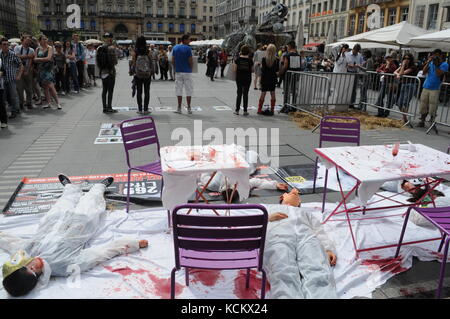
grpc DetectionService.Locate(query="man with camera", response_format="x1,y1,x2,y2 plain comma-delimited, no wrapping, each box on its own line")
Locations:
418,49,449,128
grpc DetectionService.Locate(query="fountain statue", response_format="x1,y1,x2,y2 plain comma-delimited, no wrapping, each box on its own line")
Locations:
222,0,293,54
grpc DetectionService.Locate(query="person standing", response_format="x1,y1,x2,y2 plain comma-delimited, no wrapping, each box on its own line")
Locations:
97,33,118,114
168,45,175,81
278,41,301,110
0,38,23,119
172,34,194,115
358,49,375,109
253,43,264,90
149,44,159,81
233,45,254,116
206,46,218,81
375,54,398,117
14,35,35,110
131,36,153,115
418,49,449,127
394,53,418,124
345,44,364,109
258,44,279,116
0,55,8,128
63,41,80,94
86,44,97,87
333,44,349,73
53,42,67,95
159,48,169,81
34,36,61,110
72,34,86,90
219,49,228,78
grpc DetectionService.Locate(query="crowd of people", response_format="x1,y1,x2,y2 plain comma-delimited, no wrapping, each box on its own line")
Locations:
1,32,448,128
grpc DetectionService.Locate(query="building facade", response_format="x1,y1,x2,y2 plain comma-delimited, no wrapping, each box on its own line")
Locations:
410,0,450,31
308,0,349,43
215,0,259,38
347,0,410,37
26,0,41,36
0,1,18,38
38,0,215,43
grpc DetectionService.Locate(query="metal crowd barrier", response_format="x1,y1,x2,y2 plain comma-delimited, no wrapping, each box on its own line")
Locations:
361,71,422,128
284,71,331,120
427,82,450,134
284,70,450,133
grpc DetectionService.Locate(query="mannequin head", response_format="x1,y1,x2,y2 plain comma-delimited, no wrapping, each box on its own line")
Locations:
279,188,301,207
2,251,44,297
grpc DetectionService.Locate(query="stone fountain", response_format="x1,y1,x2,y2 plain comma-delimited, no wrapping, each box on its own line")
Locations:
222,1,293,53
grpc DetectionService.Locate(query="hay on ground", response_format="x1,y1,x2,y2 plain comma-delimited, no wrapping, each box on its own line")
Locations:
290,110,406,130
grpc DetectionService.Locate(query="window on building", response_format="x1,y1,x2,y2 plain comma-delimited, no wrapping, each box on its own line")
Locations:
414,5,425,27
90,20,96,31
349,14,356,35
57,19,62,30
203,25,207,32
388,8,396,25
358,13,365,33
400,7,409,21
341,0,346,12
180,23,185,33
380,8,385,27
191,24,196,33
80,20,85,29
147,22,152,31
169,23,174,32
118,5,123,13
427,3,439,29
158,22,163,32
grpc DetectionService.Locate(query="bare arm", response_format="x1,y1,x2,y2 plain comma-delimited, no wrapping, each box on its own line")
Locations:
188,56,193,70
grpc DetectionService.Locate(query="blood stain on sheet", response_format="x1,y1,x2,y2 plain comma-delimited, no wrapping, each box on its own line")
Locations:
371,255,382,260
361,256,407,274
147,272,184,299
104,266,184,298
233,270,270,299
431,251,445,260
190,269,223,286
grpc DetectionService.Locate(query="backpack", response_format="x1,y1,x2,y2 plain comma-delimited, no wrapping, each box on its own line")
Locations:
97,45,112,71
135,54,152,79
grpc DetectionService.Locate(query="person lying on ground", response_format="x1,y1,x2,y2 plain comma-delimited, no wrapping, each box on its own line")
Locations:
198,150,288,201
382,178,448,228
264,188,338,299
1,174,148,297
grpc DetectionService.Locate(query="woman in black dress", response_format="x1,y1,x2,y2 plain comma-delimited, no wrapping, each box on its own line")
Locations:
233,45,254,116
258,44,279,116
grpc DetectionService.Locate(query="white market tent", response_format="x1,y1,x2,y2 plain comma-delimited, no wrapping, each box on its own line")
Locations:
85,39,103,45
338,21,429,48
326,41,401,50
8,38,21,44
406,28,450,51
190,39,224,47
146,40,172,45
117,39,133,45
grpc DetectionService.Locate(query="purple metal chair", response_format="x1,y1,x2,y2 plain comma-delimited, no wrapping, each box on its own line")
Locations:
170,203,269,299
119,117,166,218
312,116,361,213
396,206,450,298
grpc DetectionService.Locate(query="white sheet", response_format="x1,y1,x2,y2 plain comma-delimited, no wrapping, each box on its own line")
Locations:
0,198,447,299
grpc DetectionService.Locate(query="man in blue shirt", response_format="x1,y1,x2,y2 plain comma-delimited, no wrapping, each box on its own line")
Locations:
172,34,193,114
418,49,449,127
72,34,86,90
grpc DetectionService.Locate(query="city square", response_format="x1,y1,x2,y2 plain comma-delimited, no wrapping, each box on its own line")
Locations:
0,0,450,304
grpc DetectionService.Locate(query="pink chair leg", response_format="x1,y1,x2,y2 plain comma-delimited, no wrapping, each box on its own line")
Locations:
185,268,189,286
261,269,267,299
170,268,177,299
126,169,132,213
436,238,450,298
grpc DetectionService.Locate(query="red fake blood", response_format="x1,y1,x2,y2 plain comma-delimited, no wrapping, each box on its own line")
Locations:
190,269,223,287
431,251,445,260
147,273,183,299
392,143,400,157
407,164,420,169
371,255,382,260
104,266,148,276
361,256,407,274
104,266,184,299
233,270,270,299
